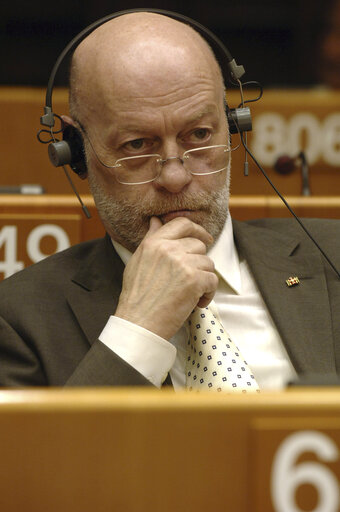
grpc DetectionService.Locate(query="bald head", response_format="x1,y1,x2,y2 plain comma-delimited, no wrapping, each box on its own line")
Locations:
69,12,225,123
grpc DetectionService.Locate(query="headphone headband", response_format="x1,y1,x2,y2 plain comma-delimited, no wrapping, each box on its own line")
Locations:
41,8,245,127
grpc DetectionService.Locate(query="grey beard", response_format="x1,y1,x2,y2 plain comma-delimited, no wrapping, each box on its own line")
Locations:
88,174,230,252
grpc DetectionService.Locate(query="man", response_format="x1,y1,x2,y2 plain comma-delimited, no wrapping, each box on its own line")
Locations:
0,12,339,388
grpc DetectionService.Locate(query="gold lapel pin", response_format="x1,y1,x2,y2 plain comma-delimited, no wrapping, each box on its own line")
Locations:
286,276,300,287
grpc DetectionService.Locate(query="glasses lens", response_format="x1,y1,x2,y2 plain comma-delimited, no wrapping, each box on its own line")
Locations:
114,155,160,184
184,145,229,175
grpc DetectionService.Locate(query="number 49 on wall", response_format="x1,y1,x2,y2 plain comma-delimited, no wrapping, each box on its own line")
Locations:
0,224,71,279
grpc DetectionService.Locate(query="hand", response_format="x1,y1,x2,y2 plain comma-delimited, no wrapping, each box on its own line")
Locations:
114,216,218,340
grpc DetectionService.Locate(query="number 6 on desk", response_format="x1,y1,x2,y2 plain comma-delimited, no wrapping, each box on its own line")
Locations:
271,430,339,512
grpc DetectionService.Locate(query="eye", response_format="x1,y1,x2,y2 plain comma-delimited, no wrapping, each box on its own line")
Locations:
121,138,156,155
192,128,210,140
125,139,145,150
183,128,212,146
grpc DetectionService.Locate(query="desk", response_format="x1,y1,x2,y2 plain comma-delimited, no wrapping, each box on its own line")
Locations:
0,388,339,511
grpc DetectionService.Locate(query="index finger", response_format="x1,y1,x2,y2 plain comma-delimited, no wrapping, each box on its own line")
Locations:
154,216,214,247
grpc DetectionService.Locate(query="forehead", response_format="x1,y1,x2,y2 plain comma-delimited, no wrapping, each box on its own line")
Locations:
95,79,224,143
118,102,219,128
81,54,223,132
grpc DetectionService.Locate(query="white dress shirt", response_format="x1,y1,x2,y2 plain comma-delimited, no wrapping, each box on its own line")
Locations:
99,215,296,390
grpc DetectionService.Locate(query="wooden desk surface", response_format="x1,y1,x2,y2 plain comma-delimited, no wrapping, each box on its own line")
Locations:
0,193,339,222
0,388,340,511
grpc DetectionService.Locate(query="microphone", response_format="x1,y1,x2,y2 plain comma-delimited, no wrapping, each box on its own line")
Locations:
274,152,311,196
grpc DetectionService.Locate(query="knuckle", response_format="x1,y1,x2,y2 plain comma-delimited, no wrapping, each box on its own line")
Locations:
175,216,195,232
182,264,195,281
206,256,215,271
176,216,191,227
210,272,219,290
140,237,157,256
163,240,179,257
197,240,207,254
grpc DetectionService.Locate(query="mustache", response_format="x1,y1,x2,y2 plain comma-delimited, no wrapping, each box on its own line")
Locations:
126,190,223,218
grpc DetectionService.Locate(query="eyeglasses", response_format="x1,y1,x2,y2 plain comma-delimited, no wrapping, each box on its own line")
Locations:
88,143,231,185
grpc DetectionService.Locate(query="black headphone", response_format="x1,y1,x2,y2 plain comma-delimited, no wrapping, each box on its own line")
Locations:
38,8,253,179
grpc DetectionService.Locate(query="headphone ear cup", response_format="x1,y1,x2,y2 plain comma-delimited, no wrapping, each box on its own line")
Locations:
226,106,252,135
48,125,88,179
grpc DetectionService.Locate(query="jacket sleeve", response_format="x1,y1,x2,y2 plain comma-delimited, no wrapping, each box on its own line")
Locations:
0,316,47,386
0,316,153,387
65,339,154,387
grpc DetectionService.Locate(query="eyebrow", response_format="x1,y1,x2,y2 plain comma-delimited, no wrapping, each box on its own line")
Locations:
117,105,219,134
186,105,218,124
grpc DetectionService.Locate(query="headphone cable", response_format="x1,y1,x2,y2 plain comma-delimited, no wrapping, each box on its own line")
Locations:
239,132,340,279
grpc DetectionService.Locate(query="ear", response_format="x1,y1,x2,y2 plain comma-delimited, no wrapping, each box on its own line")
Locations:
61,114,77,128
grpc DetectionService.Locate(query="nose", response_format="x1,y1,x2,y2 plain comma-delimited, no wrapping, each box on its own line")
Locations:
154,155,192,193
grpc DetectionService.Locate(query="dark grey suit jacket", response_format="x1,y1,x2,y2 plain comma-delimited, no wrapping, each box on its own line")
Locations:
0,218,339,387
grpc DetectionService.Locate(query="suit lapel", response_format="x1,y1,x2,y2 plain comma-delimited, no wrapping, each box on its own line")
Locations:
66,236,125,346
232,219,336,375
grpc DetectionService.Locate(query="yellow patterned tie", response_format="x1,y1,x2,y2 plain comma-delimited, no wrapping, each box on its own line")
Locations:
186,303,260,392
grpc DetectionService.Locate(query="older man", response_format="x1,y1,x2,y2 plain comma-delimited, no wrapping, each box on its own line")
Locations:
0,12,339,388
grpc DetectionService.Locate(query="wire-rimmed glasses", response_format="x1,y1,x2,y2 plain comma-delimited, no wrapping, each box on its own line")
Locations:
89,143,231,185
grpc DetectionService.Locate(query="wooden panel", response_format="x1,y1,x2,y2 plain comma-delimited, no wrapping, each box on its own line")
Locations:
0,195,104,242
0,196,104,279
1,87,339,196
247,88,340,196
0,213,81,279
0,194,339,224
0,88,83,194
0,388,340,511
230,195,340,220
251,417,340,511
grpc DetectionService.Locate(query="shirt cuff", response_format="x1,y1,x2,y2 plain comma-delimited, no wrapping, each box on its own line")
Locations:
99,316,177,388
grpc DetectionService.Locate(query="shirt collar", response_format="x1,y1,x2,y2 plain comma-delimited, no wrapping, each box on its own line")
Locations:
111,213,241,295
112,238,131,266
208,214,241,294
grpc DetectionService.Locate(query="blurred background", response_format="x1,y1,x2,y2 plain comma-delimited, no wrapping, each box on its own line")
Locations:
1,0,339,88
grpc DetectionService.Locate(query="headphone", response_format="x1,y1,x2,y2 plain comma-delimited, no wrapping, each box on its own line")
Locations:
38,8,253,179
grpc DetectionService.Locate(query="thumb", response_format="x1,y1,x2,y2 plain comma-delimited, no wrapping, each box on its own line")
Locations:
146,216,163,237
